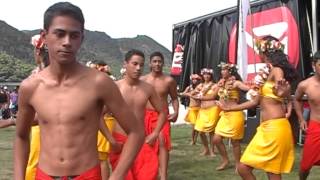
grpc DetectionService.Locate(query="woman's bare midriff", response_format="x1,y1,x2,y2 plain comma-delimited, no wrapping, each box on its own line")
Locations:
201,100,217,109
260,97,287,122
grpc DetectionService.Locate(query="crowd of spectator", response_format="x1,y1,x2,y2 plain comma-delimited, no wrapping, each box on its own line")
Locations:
0,85,19,120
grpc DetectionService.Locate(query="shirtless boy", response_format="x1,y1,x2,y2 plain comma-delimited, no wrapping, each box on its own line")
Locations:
110,49,166,180
294,51,320,180
14,2,144,179
141,51,179,180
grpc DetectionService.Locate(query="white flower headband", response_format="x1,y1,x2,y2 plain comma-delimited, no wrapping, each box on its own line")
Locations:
218,62,238,70
201,68,213,75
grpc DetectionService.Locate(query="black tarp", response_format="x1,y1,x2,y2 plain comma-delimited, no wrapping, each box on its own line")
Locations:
172,0,313,90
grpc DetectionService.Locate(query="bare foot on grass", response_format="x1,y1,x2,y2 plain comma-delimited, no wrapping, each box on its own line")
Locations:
216,161,229,171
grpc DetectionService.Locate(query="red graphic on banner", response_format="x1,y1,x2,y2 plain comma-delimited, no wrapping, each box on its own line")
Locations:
171,44,184,75
228,7,300,80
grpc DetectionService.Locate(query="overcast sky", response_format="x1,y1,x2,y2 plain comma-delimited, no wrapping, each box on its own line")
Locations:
0,0,239,50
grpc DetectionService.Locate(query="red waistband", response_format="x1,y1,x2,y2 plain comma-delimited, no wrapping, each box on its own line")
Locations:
36,164,101,180
309,120,320,124
145,108,169,113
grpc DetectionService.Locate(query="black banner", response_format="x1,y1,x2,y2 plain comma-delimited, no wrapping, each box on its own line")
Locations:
172,0,313,91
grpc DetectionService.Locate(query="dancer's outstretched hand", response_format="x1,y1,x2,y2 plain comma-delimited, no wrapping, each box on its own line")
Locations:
274,79,290,97
216,101,229,111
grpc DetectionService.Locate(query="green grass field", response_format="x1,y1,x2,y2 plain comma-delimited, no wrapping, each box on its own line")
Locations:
1,125,320,180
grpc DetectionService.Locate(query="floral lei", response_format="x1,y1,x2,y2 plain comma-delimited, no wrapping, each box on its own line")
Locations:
247,63,272,99
217,76,236,100
216,62,238,100
196,81,213,98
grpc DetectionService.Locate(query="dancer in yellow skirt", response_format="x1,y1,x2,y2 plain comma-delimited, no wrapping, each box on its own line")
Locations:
97,112,116,180
219,36,297,179
213,63,250,171
25,124,41,180
192,68,221,156
179,74,202,145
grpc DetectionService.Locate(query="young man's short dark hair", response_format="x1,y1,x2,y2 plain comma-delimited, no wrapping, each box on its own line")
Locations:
44,2,85,31
125,49,145,62
313,51,320,63
150,51,164,61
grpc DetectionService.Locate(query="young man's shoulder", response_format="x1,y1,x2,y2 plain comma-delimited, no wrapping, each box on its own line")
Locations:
299,76,317,87
139,80,154,91
22,72,44,89
140,74,150,80
90,68,114,85
164,75,176,87
19,73,43,97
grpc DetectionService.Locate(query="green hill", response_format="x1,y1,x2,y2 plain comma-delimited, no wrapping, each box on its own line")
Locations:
0,20,172,81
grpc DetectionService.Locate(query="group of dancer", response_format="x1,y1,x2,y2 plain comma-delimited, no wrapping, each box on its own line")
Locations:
181,35,320,180
2,1,320,180
12,2,180,180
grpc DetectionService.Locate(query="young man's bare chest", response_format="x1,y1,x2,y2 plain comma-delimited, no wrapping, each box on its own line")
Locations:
146,78,169,97
305,83,320,106
30,83,100,124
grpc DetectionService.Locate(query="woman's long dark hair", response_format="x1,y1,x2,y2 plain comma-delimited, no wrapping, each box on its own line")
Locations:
229,67,243,81
262,36,298,82
217,66,243,81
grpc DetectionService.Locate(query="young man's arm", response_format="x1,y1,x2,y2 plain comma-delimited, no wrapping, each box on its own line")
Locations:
0,118,15,128
14,81,35,180
168,78,179,122
98,114,122,153
293,81,308,130
145,86,166,145
98,75,144,180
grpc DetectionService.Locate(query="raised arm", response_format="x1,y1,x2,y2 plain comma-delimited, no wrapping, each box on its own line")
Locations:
218,94,260,111
98,76,144,180
193,84,219,101
145,86,166,145
178,86,191,97
168,78,179,122
285,94,293,118
293,81,308,130
14,81,36,180
272,67,291,97
234,80,251,92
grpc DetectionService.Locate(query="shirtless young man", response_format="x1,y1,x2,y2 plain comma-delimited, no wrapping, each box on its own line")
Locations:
109,49,166,179
14,2,144,180
141,51,179,180
294,51,320,180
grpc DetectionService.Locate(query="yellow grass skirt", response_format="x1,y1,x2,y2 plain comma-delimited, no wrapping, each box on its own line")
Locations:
25,126,40,180
215,111,244,139
240,118,294,174
184,106,200,124
194,106,221,133
97,115,115,160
